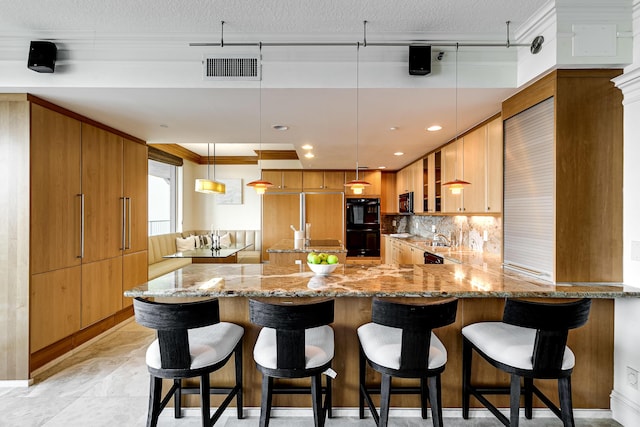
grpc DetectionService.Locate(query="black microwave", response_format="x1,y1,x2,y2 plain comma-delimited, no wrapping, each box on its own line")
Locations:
399,192,414,214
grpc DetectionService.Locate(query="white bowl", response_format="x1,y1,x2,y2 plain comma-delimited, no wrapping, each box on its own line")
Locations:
307,262,339,275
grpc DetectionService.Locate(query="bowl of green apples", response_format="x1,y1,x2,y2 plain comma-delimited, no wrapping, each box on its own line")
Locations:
307,252,340,275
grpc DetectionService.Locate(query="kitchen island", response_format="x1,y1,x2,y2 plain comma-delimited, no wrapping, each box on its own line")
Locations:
124,262,639,412
266,238,348,265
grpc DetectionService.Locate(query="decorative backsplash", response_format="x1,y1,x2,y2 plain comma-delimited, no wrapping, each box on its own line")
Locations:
381,214,502,254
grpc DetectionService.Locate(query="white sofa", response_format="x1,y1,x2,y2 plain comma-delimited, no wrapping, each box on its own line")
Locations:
148,230,261,280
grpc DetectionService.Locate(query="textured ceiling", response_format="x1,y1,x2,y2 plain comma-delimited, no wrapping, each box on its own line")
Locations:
0,0,550,170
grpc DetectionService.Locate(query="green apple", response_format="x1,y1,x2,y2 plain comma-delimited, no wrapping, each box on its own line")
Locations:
307,252,317,263
309,254,321,264
319,253,328,262
327,255,339,264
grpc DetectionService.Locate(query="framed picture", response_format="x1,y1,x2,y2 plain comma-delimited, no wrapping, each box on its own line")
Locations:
216,178,243,204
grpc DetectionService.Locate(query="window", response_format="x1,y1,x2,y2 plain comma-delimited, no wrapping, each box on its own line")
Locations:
148,159,178,235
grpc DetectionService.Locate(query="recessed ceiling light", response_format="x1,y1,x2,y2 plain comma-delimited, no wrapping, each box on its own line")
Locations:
272,125,289,131
394,152,404,156
159,124,168,128
426,125,442,132
389,126,398,131
301,144,313,150
304,152,315,158
378,166,386,169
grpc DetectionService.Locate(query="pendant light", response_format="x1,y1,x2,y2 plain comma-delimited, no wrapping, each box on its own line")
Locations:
345,42,370,195
443,44,471,195
247,43,274,195
195,143,226,194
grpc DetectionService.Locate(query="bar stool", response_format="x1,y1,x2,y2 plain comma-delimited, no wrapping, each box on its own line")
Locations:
249,298,335,427
358,297,458,427
133,297,244,427
462,298,592,427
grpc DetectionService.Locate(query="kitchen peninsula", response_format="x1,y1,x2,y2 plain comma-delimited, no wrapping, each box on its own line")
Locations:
124,262,639,412
266,238,348,265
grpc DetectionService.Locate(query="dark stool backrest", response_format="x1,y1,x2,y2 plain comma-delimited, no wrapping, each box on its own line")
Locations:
502,298,591,376
133,297,221,370
249,298,334,370
371,298,458,371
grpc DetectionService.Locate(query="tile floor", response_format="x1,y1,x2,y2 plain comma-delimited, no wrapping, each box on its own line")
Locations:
0,320,623,427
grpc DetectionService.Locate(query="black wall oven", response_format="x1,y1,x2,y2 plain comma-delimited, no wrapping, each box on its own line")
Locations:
346,198,380,257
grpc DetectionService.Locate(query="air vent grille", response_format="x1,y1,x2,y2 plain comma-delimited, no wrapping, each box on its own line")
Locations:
204,56,260,80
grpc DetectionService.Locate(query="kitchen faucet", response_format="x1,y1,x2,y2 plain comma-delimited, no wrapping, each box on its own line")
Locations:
433,233,451,246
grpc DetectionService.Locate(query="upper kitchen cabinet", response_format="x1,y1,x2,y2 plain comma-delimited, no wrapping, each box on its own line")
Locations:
485,117,503,213
345,170,381,196
441,115,502,214
380,172,397,213
262,169,303,192
302,170,345,191
502,69,622,283
424,151,442,213
396,159,424,213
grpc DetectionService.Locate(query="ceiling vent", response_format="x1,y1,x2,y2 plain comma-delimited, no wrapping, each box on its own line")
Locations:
203,55,260,80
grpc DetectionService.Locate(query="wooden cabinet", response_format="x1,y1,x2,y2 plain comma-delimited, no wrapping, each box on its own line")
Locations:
345,170,381,196
486,118,503,213
30,267,81,352
441,117,502,214
304,193,344,241
262,193,302,261
81,123,123,262
395,160,424,213
262,169,303,192
29,102,148,367
502,69,622,283
302,170,345,191
425,152,442,213
124,138,149,253
30,104,82,275
381,172,396,213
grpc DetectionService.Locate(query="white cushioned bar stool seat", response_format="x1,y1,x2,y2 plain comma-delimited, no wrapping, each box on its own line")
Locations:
461,298,591,427
254,325,334,370
249,298,335,427
133,298,244,427
358,298,458,427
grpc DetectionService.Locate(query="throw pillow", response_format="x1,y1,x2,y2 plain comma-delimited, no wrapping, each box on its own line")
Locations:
176,236,196,252
220,233,232,248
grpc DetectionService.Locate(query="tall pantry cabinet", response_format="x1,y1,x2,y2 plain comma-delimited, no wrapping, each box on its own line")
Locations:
29,101,148,371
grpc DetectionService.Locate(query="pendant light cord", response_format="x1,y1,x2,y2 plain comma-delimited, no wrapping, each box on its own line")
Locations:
258,42,263,170
356,42,360,181
207,143,211,180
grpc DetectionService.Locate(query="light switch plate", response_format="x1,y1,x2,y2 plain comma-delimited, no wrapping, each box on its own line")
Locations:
632,241,640,262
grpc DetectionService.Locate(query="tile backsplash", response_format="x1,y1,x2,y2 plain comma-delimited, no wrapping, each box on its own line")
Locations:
382,214,502,254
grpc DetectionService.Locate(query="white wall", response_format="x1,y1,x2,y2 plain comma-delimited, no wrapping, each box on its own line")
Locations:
181,160,263,232
611,2,640,424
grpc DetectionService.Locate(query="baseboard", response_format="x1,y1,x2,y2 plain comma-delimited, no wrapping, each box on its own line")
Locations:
164,406,614,420
0,379,33,388
30,317,135,378
611,389,640,425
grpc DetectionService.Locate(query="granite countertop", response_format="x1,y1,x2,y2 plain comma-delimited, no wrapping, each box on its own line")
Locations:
387,235,501,266
267,239,347,253
124,262,640,299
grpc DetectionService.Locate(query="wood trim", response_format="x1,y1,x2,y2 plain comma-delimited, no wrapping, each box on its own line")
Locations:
148,145,183,166
502,71,557,121
26,94,146,145
148,143,200,164
255,150,299,160
203,155,258,165
30,306,133,373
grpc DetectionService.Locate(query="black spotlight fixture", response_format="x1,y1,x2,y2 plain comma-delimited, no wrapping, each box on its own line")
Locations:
28,41,57,73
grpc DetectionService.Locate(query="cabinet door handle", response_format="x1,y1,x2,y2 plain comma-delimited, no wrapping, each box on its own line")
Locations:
121,197,126,250
126,197,132,250
78,193,85,259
